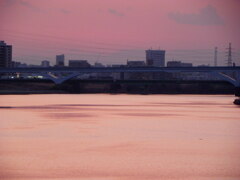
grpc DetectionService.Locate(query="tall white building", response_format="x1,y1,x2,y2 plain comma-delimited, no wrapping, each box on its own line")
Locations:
146,49,165,67
56,54,65,67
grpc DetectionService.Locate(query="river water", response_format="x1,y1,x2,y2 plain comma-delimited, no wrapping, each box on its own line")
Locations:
0,94,240,180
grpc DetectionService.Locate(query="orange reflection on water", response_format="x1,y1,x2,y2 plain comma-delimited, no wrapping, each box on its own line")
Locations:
0,94,240,180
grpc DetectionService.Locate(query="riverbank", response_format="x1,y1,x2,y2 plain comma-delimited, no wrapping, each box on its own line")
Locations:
0,80,236,95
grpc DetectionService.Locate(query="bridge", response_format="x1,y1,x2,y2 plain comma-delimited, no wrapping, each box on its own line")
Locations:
0,67,240,89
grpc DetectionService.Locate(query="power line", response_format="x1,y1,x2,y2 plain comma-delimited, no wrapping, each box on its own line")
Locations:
0,28,146,50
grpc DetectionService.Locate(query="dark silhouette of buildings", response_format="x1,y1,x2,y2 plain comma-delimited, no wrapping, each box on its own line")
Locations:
0,41,12,68
146,49,165,67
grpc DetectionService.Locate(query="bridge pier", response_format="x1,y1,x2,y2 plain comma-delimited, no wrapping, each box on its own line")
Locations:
235,87,240,97
233,73,240,104
234,88,240,105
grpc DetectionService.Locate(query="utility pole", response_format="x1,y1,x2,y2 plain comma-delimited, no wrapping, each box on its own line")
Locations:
226,43,232,67
214,47,218,67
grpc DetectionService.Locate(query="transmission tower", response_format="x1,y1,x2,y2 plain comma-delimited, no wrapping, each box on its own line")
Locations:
214,47,218,66
226,43,232,66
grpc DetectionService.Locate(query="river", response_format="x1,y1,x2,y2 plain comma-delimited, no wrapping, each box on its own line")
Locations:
0,94,240,180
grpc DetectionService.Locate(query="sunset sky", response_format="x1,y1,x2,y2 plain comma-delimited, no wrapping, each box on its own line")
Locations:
1,0,240,66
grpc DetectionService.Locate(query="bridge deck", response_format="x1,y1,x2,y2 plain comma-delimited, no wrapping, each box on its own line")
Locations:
0,66,240,73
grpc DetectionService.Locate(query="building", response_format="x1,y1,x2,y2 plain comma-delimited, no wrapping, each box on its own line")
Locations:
111,64,126,68
28,64,41,67
56,54,65,67
146,49,165,67
167,61,193,67
11,61,21,68
41,60,50,67
12,61,28,67
181,62,193,67
127,60,145,67
0,41,12,68
68,60,91,68
94,62,105,67
11,61,27,68
167,61,181,67
197,64,210,67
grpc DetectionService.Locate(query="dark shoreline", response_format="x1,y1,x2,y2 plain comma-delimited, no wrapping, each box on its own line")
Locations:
0,91,235,95
0,80,237,96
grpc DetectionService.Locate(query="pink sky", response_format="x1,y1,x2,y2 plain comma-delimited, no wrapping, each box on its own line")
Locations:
0,0,240,65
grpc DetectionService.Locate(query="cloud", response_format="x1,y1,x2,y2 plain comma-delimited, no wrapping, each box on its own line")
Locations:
19,1,43,12
60,8,71,14
1,0,44,12
1,0,18,7
168,5,224,26
108,8,124,17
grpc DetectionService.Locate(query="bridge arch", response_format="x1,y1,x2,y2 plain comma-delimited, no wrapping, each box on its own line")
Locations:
212,71,240,87
40,72,82,84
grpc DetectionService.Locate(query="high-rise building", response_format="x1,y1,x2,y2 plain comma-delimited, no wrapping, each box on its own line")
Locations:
56,54,65,67
0,41,12,68
146,49,165,67
41,60,50,67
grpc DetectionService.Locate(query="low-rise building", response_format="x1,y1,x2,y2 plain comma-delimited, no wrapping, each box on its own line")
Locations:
68,60,91,68
13,61,28,68
127,60,145,67
94,62,105,67
41,60,50,67
167,61,192,67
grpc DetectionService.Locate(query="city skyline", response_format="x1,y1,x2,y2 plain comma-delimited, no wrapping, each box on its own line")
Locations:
1,40,239,68
1,0,240,65
4,42,240,67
